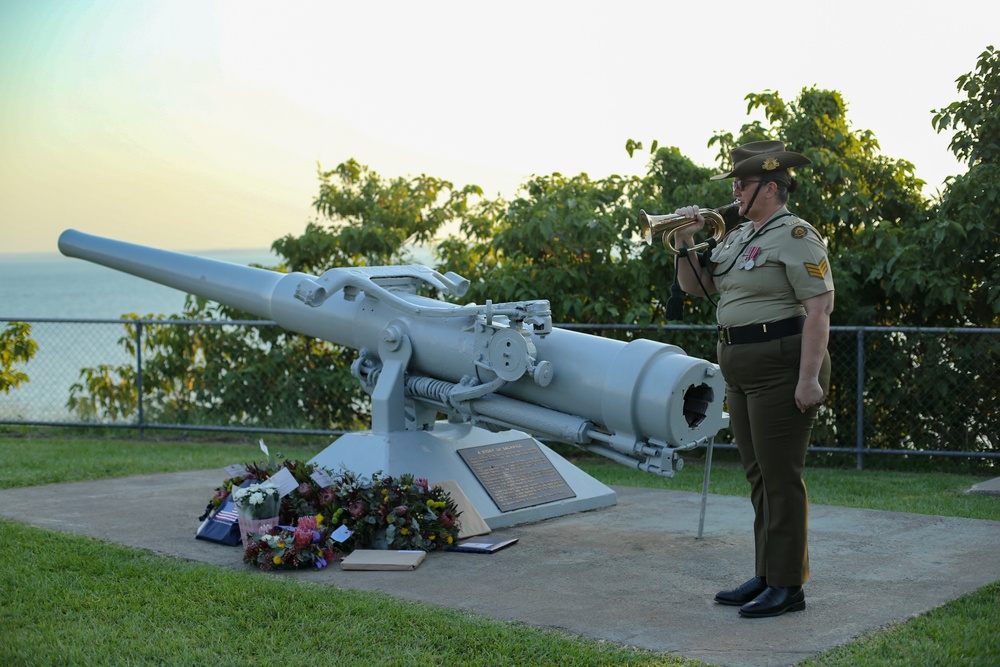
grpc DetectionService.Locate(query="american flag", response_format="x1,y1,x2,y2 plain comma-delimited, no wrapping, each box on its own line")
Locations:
214,507,239,524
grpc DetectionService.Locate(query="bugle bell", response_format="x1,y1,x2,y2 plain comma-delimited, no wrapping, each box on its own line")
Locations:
638,201,740,255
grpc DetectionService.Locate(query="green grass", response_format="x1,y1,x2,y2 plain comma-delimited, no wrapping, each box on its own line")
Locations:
0,518,684,666
1,435,998,666
565,450,999,522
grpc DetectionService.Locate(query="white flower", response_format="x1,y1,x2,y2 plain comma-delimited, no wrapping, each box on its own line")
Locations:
233,481,278,508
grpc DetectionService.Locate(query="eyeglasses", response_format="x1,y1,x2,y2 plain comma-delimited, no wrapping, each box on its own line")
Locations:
732,179,761,192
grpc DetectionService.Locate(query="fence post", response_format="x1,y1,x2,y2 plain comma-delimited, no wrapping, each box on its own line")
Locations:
855,328,865,470
135,320,144,440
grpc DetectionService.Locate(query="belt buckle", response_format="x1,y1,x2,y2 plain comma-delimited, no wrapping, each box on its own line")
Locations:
718,326,732,345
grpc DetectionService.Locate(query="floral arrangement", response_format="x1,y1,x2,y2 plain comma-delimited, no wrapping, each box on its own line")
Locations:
207,457,463,570
243,516,342,571
371,473,461,550
231,482,280,520
205,459,338,527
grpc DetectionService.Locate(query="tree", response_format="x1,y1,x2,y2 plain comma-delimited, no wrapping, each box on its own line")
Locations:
0,322,37,394
437,172,658,325
273,158,483,274
823,46,1000,328
930,45,1000,323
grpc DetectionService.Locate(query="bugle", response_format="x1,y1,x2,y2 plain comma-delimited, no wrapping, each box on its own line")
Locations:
638,201,740,255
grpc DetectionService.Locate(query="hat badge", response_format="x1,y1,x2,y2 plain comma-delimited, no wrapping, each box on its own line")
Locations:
762,157,781,171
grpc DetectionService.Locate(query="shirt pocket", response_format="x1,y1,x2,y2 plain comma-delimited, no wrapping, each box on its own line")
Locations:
746,248,773,269
738,249,778,295
710,240,741,266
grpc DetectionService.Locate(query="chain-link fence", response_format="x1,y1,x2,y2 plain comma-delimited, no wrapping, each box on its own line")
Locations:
3,318,998,467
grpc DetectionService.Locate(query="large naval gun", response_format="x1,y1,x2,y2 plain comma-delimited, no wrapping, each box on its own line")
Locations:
59,229,726,528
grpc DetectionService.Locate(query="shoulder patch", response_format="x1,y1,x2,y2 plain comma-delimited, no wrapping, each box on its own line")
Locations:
804,257,829,278
791,225,809,239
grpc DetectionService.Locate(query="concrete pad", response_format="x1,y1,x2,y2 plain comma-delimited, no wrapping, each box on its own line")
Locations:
968,477,1000,496
2,471,999,667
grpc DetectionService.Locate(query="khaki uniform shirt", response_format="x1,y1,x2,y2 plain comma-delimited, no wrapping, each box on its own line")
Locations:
708,206,834,327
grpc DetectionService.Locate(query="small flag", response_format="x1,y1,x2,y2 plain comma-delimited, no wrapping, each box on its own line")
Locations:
214,508,239,524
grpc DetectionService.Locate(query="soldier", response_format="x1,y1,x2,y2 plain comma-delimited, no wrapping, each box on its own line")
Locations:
673,140,834,618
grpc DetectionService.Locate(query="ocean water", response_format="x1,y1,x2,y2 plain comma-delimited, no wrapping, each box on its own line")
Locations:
1,247,278,422
1,248,278,319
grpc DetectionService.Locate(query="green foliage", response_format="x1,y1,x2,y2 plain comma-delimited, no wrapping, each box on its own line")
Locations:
438,172,668,325
929,45,1000,322
68,303,369,431
0,321,38,394
274,158,483,273
831,46,1000,328
933,46,1000,166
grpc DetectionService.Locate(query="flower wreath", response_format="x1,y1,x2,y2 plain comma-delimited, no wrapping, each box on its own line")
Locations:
243,516,342,571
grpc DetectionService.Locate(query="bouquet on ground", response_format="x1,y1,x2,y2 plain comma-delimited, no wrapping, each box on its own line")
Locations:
207,459,335,527
338,471,462,551
243,516,343,571
232,482,280,519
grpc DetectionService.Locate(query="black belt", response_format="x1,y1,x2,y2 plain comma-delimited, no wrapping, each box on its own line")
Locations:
718,316,805,345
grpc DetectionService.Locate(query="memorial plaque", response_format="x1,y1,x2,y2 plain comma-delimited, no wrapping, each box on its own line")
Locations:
458,439,576,512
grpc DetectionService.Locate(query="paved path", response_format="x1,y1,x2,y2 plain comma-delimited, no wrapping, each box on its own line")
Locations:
2,470,999,667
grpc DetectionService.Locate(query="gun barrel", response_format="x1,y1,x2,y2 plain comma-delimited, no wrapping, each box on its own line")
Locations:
58,229,285,318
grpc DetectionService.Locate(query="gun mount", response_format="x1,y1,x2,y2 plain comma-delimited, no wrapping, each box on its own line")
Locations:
59,229,727,528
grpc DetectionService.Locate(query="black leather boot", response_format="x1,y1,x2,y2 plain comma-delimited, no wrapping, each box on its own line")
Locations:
738,586,806,618
714,576,768,606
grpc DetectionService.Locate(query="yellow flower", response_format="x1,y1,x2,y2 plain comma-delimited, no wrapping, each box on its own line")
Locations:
386,516,392,523
400,528,408,535
316,514,324,525
273,556,283,565
446,536,453,544
429,534,436,540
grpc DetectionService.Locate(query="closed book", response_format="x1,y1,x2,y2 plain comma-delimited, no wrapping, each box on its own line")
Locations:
446,537,519,554
341,550,427,570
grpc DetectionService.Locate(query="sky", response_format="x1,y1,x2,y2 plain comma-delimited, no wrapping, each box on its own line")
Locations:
1,0,996,254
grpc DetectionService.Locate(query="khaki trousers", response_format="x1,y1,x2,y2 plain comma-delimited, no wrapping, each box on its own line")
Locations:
718,334,831,587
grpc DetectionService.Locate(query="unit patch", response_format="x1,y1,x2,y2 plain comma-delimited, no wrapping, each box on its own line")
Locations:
791,225,809,239
804,257,829,278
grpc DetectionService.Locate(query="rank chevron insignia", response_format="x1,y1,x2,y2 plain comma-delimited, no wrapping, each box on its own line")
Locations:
804,257,829,278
